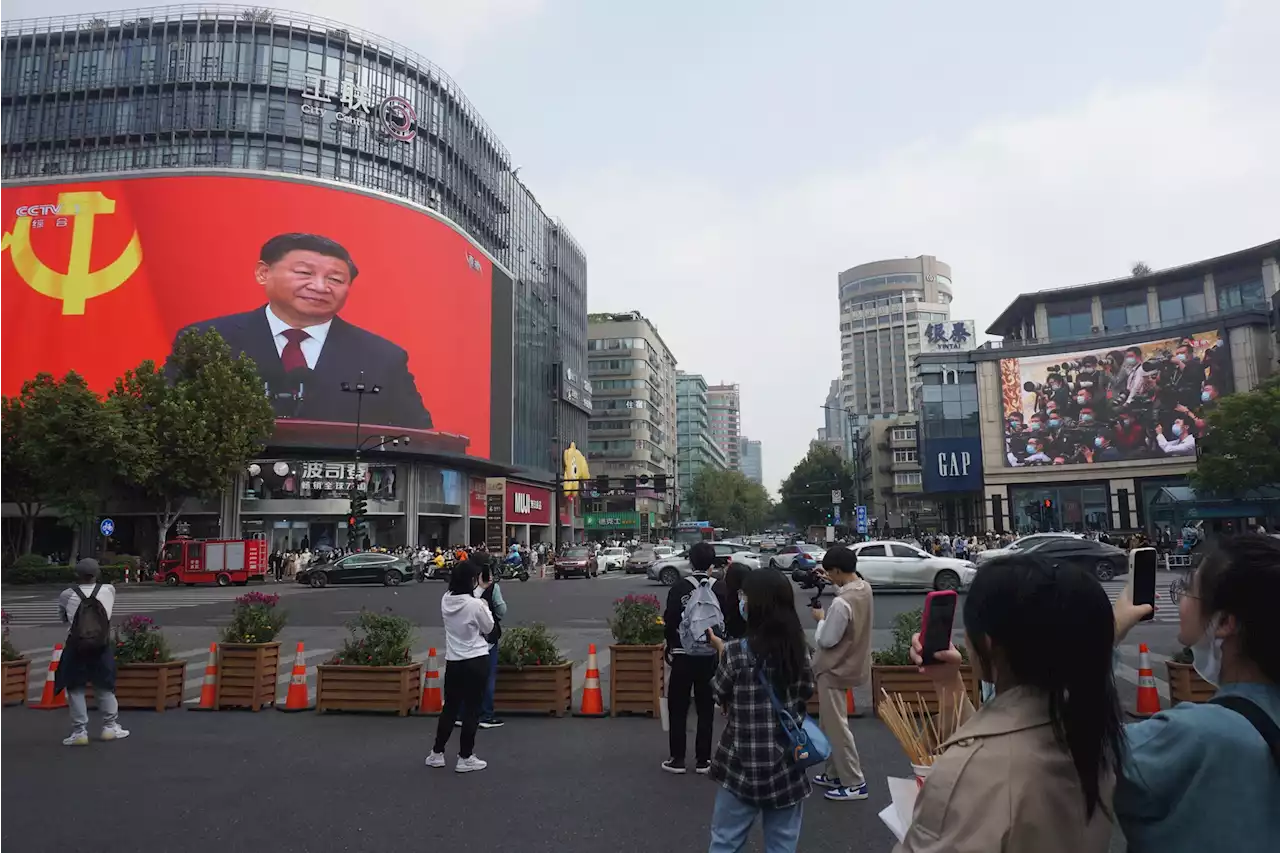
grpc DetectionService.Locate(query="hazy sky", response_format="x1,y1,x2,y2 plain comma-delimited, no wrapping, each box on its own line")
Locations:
12,0,1278,493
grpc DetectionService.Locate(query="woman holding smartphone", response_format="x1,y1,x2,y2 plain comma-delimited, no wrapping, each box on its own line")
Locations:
426,560,495,773
899,552,1124,853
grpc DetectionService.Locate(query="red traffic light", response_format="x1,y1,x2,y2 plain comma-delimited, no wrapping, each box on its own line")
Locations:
348,516,357,527
1042,499,1052,508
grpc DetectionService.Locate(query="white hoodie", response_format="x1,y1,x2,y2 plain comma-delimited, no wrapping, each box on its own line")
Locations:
441,589,494,661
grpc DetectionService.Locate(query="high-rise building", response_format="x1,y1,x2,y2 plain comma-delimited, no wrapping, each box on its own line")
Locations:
740,438,763,486
837,255,953,417
706,383,742,470
586,312,679,539
676,372,728,519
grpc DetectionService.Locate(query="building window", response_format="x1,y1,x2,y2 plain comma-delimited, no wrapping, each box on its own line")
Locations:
1046,301,1094,339
892,449,917,463
894,472,922,486
1101,296,1150,330
1158,280,1207,323
890,427,916,442
1215,270,1265,310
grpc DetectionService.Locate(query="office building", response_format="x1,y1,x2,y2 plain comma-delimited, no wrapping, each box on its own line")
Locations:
740,437,763,486
707,383,742,470
913,355,983,532
676,372,728,519
975,239,1279,534
585,312,679,539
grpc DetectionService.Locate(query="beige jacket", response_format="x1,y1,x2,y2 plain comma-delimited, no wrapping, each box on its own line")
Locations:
894,685,1114,853
811,578,872,688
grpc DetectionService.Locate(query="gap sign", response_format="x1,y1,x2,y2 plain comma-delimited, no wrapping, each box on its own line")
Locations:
920,437,984,493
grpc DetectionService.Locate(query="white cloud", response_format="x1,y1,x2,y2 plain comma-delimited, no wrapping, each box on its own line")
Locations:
540,0,1280,493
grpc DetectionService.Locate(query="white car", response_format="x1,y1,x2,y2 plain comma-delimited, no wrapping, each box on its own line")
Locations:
766,543,825,571
648,542,761,585
974,533,1085,565
654,545,676,560
598,547,628,572
847,540,976,591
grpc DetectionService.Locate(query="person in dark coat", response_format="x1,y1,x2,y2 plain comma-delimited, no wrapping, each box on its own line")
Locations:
55,559,128,746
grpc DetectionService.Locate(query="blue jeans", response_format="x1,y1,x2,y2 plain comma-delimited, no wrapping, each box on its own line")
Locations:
708,786,804,853
480,643,499,718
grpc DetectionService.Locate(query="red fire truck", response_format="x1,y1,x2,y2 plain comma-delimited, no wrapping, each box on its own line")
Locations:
156,538,269,587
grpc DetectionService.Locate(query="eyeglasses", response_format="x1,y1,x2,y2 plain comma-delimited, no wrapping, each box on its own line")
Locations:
1168,577,1199,604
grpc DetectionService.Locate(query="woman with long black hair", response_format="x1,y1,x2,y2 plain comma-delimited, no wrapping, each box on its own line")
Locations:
899,553,1124,853
707,568,814,853
426,560,494,773
720,562,752,640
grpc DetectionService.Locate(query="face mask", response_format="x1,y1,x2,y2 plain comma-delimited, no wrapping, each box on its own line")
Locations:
1049,419,1061,428
738,599,747,621
980,680,997,704
1009,422,1022,431
1176,353,1188,363
1030,422,1042,432
1172,423,1183,437
1076,396,1088,405
1080,414,1094,424
1094,437,1104,448
1202,391,1212,403
1025,443,1037,455
1191,616,1224,686
1124,357,1137,366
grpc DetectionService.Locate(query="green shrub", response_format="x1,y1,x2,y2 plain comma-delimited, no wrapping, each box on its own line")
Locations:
328,610,415,667
498,624,566,669
871,606,969,666
610,593,665,645
2,610,22,662
221,591,287,644
8,554,51,571
113,615,172,664
3,564,77,585
1171,646,1194,665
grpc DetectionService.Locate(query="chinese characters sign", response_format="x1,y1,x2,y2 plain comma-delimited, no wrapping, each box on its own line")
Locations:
301,74,418,142
919,319,977,353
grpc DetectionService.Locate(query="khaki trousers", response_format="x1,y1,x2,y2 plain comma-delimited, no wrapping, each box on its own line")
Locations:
817,678,864,787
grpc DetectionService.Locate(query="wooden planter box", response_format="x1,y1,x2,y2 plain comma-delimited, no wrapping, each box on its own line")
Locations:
2,658,30,706
316,663,422,716
216,642,280,711
1166,661,1215,705
610,644,662,717
871,665,980,715
116,660,187,711
494,662,573,716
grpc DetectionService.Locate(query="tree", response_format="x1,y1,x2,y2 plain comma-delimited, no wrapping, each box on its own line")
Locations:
1132,261,1153,277
1191,374,1280,496
109,329,275,559
1,372,124,558
779,444,855,529
686,468,771,534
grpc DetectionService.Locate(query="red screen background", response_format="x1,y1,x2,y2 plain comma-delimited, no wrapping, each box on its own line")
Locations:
1,175,493,459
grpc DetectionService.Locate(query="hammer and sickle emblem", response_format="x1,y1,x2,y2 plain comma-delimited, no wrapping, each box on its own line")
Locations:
1,191,142,315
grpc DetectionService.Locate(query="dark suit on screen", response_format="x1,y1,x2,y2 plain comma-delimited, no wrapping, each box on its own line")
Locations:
173,306,432,429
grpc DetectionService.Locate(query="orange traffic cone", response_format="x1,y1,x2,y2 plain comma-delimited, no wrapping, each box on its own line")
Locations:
418,648,443,715
189,643,218,712
31,643,67,710
1134,643,1161,717
574,643,607,717
846,688,864,718
278,642,311,712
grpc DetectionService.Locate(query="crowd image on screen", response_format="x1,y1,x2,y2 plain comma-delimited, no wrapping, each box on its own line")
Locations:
1005,335,1230,467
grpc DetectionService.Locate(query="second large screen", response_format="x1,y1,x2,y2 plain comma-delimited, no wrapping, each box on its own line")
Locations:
2,174,509,462
999,330,1231,467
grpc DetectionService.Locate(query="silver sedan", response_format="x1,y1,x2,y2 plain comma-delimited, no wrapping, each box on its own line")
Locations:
648,542,761,585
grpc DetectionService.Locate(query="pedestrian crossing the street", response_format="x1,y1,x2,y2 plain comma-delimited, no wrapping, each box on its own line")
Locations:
1099,580,1178,622
1,585,315,627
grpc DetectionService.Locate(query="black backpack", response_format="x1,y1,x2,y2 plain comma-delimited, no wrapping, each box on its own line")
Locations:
69,583,110,656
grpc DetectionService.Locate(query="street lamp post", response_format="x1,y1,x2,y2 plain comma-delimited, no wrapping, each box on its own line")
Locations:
341,374,409,546
819,404,865,512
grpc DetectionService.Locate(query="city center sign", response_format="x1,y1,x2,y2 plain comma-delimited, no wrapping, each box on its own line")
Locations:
300,73,418,142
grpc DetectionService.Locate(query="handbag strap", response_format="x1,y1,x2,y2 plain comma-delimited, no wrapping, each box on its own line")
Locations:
747,645,799,733
1209,695,1280,769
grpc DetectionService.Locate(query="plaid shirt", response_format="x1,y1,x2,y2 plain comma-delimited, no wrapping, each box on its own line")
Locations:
709,639,815,809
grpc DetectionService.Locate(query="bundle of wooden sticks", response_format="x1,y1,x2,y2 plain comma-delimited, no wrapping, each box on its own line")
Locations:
877,690,967,767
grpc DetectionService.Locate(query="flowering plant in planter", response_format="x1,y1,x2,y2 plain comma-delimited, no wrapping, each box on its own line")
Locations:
328,610,414,667
2,610,21,662
498,624,567,669
610,594,665,645
113,615,173,664
221,591,288,644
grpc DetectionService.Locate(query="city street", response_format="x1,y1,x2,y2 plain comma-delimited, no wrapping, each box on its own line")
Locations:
2,568,1169,851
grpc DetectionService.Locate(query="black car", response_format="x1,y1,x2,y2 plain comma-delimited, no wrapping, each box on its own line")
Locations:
1020,537,1128,581
297,553,415,588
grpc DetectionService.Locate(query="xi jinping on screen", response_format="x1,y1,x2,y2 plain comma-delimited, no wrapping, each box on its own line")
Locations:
171,233,432,429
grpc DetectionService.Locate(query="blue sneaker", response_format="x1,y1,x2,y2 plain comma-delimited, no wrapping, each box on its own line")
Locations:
824,783,869,801
812,774,842,788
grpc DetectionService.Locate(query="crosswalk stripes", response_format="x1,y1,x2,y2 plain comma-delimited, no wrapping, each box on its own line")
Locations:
2,585,315,627
1098,580,1178,622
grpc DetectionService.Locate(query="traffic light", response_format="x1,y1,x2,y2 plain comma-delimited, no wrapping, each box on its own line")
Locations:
623,475,638,493
653,474,668,493
347,515,357,534
350,492,368,537
594,474,610,495
1043,498,1053,509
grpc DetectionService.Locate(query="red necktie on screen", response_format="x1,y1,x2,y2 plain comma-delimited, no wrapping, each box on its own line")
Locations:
280,328,310,372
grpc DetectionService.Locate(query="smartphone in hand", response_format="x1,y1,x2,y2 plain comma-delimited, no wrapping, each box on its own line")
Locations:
920,590,959,665
1130,547,1157,622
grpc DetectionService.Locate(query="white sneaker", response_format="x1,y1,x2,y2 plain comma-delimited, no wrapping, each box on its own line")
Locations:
100,723,130,741
455,755,488,773
62,731,89,747
424,751,446,768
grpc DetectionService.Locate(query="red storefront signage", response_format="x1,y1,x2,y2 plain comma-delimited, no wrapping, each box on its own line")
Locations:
505,482,552,526
469,478,486,517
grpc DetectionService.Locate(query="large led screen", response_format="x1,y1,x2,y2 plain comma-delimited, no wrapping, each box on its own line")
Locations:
999,330,1231,467
2,175,512,463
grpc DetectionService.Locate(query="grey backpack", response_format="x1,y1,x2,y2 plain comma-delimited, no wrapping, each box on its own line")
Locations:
678,577,724,656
